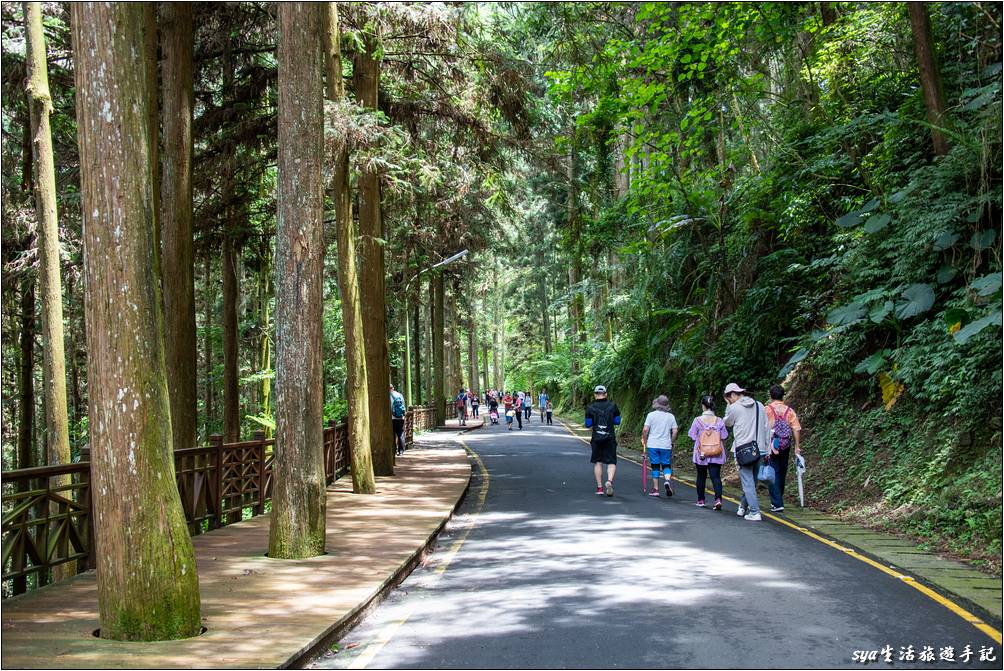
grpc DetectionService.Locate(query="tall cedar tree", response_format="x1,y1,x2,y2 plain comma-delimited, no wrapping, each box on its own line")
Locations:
325,2,376,494
24,1,74,581
354,27,395,474
71,2,201,640
160,2,197,452
268,1,328,558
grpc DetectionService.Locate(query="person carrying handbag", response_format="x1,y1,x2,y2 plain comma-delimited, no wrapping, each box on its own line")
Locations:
723,383,770,521
687,395,729,510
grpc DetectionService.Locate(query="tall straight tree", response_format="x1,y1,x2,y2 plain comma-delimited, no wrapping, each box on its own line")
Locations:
160,2,196,452
324,1,375,494
72,2,200,640
432,272,445,418
354,26,394,475
907,2,950,156
24,0,73,475
268,1,327,559
221,34,240,443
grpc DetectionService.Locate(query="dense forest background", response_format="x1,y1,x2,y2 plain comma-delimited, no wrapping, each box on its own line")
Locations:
2,2,1001,575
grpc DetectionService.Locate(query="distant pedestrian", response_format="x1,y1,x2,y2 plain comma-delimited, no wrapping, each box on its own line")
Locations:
688,395,728,509
538,389,549,422
390,384,407,455
765,384,801,512
724,382,770,521
454,388,468,426
522,393,532,420
585,385,621,496
641,395,678,497
505,407,515,430
545,400,553,425
472,392,480,418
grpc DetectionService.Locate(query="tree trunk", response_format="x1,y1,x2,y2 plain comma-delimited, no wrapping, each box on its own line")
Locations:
481,343,489,393
203,255,214,436
907,2,950,156
432,273,445,420
467,313,479,395
491,286,501,390
354,29,394,475
72,2,200,640
423,290,432,405
160,2,196,453
25,0,76,582
325,2,374,494
17,277,36,474
222,236,239,441
269,1,327,558
144,3,163,311
412,290,422,404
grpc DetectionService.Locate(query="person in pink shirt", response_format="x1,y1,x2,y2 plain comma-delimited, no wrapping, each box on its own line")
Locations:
687,394,729,510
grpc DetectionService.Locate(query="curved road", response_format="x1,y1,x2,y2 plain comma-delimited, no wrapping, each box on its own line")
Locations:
313,419,1000,669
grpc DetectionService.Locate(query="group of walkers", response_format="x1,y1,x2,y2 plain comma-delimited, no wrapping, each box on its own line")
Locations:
451,388,555,429
585,382,801,519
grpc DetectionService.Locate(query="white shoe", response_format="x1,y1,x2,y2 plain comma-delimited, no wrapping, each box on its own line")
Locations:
736,506,746,517
744,512,762,521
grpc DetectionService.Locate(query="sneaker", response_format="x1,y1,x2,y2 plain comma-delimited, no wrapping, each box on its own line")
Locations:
713,499,723,511
770,505,785,512
595,486,604,495
696,500,706,507
664,480,674,497
744,512,762,521
736,505,746,517
604,481,614,497
648,489,660,497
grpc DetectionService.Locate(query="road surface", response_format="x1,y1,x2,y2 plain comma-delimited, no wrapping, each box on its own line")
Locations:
312,417,1000,669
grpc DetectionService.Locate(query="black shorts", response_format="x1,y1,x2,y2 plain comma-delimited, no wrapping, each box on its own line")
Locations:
590,440,617,464
392,418,405,436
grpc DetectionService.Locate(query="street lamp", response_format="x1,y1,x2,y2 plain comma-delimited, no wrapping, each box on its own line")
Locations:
403,249,468,406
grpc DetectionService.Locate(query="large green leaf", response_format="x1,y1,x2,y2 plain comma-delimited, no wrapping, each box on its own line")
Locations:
970,272,1003,297
869,300,894,323
970,230,997,250
932,231,960,251
827,301,866,325
835,211,862,228
778,348,809,378
895,284,936,320
853,350,889,375
953,311,1002,345
935,266,957,284
863,213,891,233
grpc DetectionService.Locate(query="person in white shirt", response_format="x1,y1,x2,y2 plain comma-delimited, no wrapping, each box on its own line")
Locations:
641,395,678,497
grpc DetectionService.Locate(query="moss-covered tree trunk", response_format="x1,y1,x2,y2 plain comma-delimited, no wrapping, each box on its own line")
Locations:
160,2,196,453
268,1,327,559
71,2,201,640
354,29,394,475
907,2,950,156
325,1,375,494
25,0,76,582
222,236,239,441
432,273,445,420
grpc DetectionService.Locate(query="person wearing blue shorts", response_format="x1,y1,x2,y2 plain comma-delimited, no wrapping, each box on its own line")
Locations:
642,395,678,497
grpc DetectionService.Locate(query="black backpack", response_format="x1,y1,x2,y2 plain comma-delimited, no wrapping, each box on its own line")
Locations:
590,402,616,444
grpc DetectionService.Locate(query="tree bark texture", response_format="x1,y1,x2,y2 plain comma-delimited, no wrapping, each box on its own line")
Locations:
24,2,72,475
160,2,196,452
222,236,239,441
468,315,479,395
72,1,201,640
268,1,328,558
203,256,214,436
432,273,445,420
17,277,36,474
907,2,950,156
412,293,422,404
354,30,394,475
325,1,374,494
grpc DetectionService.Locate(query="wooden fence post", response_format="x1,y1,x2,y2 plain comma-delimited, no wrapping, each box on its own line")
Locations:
209,434,224,528
253,430,266,515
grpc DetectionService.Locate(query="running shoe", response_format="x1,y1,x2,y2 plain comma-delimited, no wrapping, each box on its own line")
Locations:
744,512,762,521
736,505,746,517
595,486,604,495
664,480,673,497
713,499,723,511
770,505,785,512
696,500,706,507
604,481,614,497
648,489,660,497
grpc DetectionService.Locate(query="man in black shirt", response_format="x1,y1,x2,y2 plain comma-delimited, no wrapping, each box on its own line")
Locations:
584,385,621,496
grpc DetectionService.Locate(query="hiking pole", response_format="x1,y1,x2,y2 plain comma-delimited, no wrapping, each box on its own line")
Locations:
641,448,648,495
795,453,806,508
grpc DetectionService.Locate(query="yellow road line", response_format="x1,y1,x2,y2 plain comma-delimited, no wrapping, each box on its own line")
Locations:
556,417,1002,644
348,441,490,669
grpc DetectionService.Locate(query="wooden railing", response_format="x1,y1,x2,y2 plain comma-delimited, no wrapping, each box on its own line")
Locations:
1,405,437,597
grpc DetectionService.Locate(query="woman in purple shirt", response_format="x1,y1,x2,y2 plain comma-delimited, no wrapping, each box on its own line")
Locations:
688,395,729,510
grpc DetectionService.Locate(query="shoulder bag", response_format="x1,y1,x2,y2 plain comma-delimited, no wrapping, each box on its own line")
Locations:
734,401,763,467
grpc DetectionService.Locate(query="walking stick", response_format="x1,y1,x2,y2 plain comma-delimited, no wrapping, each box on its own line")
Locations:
796,453,806,508
641,448,648,495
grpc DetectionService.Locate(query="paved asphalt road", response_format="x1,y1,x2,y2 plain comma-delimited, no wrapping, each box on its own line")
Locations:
312,418,1000,669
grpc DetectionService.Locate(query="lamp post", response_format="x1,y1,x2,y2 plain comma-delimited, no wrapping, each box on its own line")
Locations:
403,249,468,406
